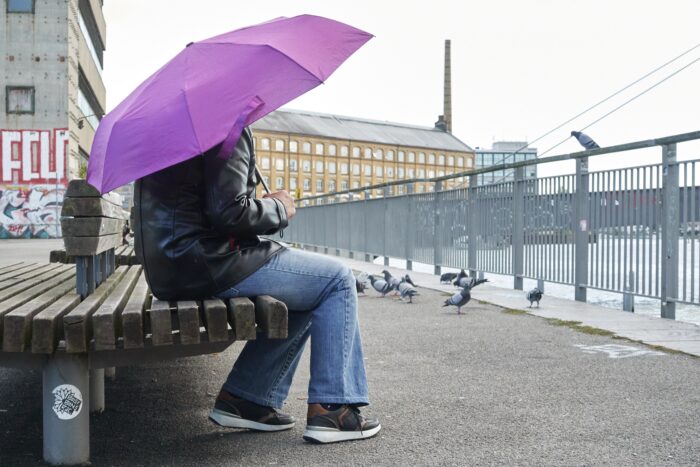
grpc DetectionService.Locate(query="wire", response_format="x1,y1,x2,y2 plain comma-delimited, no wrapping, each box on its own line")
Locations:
537,54,700,158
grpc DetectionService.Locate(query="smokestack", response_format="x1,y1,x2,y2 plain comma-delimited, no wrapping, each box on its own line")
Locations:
443,39,452,133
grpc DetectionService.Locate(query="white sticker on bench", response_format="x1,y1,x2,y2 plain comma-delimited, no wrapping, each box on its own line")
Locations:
51,385,83,420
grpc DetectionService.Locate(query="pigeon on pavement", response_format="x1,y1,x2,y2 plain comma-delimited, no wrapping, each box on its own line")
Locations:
369,275,391,297
381,270,401,295
397,276,418,303
526,288,543,308
440,272,458,284
443,278,488,314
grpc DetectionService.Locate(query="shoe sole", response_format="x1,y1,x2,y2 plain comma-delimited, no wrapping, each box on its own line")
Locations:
209,409,295,432
302,424,381,444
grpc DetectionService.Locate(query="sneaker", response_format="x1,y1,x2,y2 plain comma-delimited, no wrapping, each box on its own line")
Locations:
303,405,381,444
208,390,295,432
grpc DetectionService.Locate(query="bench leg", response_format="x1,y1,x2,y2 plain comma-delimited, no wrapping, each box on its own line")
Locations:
105,366,116,381
42,353,90,465
90,369,105,413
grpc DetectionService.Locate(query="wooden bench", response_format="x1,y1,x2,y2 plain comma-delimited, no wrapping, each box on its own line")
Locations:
0,180,288,465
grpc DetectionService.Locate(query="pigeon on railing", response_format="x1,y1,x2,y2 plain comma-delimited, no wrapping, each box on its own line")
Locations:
397,275,418,303
443,278,488,314
440,272,458,284
571,131,600,150
369,275,391,297
526,288,543,308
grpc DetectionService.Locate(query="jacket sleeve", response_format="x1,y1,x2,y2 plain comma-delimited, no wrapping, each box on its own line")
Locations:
203,129,288,237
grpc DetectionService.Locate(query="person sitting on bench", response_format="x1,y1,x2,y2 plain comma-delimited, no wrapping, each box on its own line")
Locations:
133,127,380,444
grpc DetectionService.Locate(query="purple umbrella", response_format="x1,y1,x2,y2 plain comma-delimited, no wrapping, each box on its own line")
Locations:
87,14,372,193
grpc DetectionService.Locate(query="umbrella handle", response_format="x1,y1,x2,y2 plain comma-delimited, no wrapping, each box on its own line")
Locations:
255,166,271,194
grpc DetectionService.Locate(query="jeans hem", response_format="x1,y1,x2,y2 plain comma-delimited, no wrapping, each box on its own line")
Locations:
222,384,285,410
307,396,370,406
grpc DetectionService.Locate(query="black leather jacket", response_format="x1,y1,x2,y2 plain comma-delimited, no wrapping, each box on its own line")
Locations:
133,128,287,300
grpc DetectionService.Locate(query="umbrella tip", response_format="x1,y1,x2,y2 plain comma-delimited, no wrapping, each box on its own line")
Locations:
186,41,194,47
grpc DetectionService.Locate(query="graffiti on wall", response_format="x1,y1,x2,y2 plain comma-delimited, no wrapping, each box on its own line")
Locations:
0,129,68,238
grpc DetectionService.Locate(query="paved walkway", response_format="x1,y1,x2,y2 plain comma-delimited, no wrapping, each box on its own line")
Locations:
0,241,698,465
325,252,700,357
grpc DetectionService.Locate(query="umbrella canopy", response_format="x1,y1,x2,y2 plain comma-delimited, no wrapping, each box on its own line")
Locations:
87,14,372,193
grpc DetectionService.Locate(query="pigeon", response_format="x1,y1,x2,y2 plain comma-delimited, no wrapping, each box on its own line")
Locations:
369,275,391,297
440,272,458,284
452,269,468,287
571,131,600,150
442,278,488,314
381,270,401,295
397,275,419,303
526,288,543,308
355,278,367,294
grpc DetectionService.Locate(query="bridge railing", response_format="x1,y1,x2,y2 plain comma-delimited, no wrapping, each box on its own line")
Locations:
284,131,700,319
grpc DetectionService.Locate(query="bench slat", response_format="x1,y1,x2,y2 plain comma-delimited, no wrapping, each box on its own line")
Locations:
0,262,31,278
177,301,201,345
65,180,123,205
61,217,125,237
227,298,256,341
93,266,142,351
0,264,63,292
202,300,229,342
63,233,122,256
0,265,72,306
121,272,150,349
149,299,174,346
31,292,82,354
62,198,128,219
63,266,128,353
254,296,288,339
3,279,75,352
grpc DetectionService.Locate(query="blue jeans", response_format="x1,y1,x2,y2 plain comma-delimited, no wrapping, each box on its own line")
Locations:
215,248,369,409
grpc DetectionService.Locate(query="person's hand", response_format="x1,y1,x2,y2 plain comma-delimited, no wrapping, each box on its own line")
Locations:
264,190,296,220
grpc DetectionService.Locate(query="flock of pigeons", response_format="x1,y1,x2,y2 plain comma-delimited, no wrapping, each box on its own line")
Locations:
355,268,545,314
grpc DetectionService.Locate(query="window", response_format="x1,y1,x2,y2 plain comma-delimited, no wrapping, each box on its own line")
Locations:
352,147,360,157
352,181,360,189
398,151,405,162
417,168,425,178
316,180,323,192
276,177,284,189
340,163,348,175
290,178,297,190
419,152,426,163
260,138,270,150
328,180,336,192
364,147,372,159
386,167,394,177
6,86,34,114
289,159,298,172
408,152,415,163
397,185,404,195
352,164,360,176
315,143,324,155
374,149,383,160
289,141,298,153
397,167,405,178
467,158,473,168
302,142,311,154
260,157,270,170
78,89,99,129
341,180,349,191
448,156,454,166
428,170,435,178
263,176,270,187
418,185,425,193
315,161,323,173
427,153,434,164
341,145,349,157
275,158,284,171
438,154,445,165
386,150,394,161
439,170,445,177
375,166,383,177
275,139,284,151
303,179,310,190
328,144,337,156
302,160,311,173
457,157,464,167
328,162,336,174
364,165,371,176
408,168,415,178
7,0,35,13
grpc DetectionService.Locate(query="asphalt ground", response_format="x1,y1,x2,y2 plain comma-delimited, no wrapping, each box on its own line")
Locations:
0,277,699,466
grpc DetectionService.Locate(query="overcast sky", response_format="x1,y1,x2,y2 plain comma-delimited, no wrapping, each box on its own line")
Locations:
102,0,700,176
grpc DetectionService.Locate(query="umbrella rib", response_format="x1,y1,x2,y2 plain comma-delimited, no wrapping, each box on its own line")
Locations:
181,51,204,154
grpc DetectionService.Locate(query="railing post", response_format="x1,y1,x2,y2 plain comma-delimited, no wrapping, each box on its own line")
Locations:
513,167,525,290
405,190,414,271
363,189,371,262
433,181,443,276
574,157,589,302
661,143,679,319
383,186,390,266
468,174,478,278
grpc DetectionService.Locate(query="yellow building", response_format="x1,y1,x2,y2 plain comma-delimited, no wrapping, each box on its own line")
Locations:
251,109,475,199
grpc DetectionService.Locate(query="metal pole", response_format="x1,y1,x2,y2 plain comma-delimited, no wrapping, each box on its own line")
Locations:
43,353,90,465
574,157,589,302
363,189,371,263
513,167,525,290
383,186,390,266
468,174,478,278
623,271,635,312
661,144,679,319
90,369,105,413
433,180,443,276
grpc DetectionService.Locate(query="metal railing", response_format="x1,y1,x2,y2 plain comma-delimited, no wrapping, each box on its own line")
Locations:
285,130,700,319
